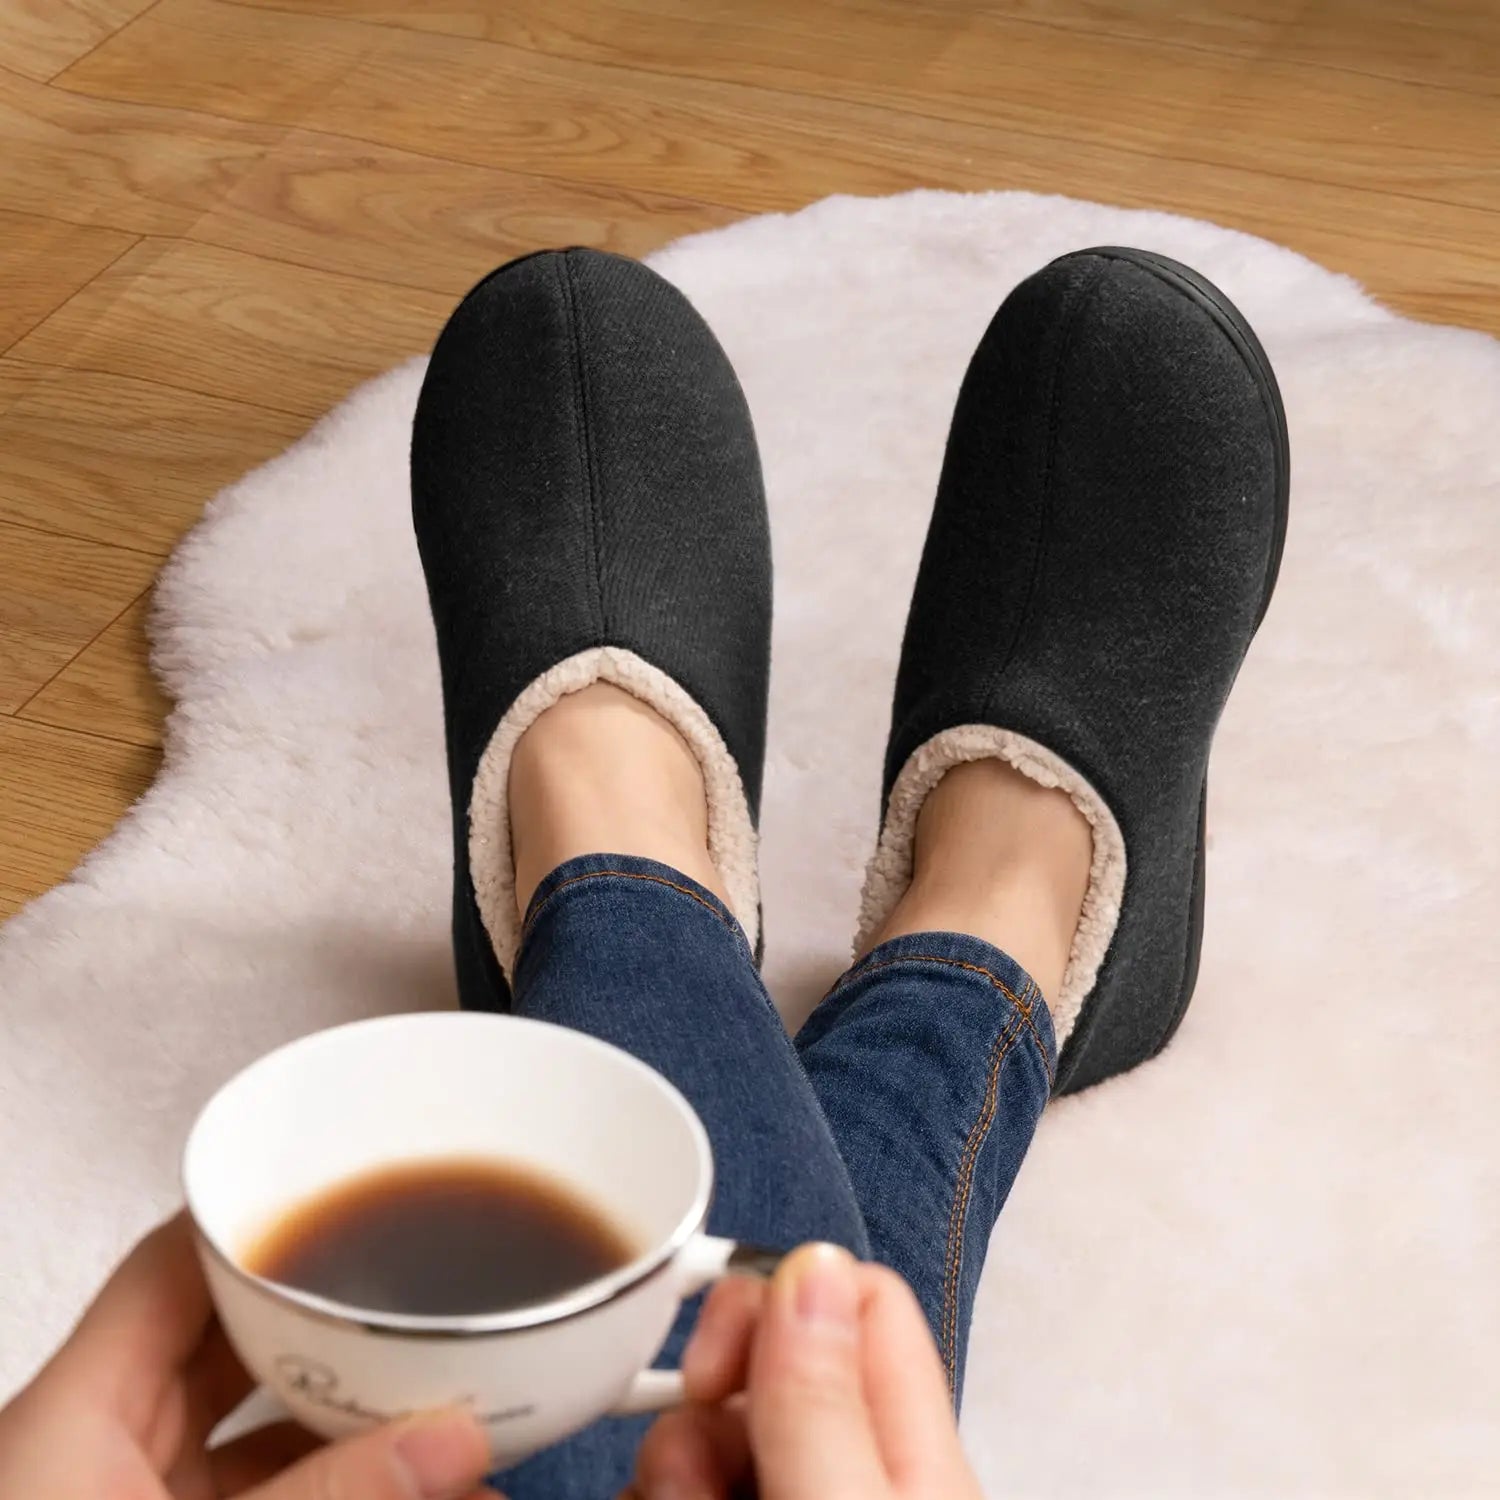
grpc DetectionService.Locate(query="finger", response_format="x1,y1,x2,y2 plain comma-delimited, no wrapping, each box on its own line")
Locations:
855,1265,974,1490
241,1407,491,1500
683,1276,766,1404
207,1430,505,1500
128,1319,254,1481
50,1214,212,1399
209,1420,321,1493
634,1404,751,1500
180,1321,256,1447
747,1244,888,1500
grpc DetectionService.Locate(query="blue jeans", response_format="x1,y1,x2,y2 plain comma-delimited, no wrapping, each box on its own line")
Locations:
494,853,1054,1498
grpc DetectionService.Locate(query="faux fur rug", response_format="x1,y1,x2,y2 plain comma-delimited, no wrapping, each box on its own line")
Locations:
2,192,1496,1496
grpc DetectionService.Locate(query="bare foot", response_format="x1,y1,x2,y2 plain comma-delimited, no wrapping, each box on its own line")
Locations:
863,759,1092,1009
508,682,729,918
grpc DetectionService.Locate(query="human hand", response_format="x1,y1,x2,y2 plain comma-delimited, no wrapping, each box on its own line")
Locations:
630,1243,984,1500
0,1214,500,1500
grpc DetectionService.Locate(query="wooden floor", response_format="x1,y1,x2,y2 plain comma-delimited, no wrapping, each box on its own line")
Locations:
1,0,1497,918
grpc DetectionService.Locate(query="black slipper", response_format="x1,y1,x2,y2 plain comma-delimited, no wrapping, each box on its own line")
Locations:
411,248,771,1011
859,247,1289,1094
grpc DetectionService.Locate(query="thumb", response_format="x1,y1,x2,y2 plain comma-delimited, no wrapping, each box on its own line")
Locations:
244,1407,495,1500
747,1244,890,1500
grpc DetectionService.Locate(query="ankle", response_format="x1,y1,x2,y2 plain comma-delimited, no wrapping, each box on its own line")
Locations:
864,758,1092,1007
508,683,728,916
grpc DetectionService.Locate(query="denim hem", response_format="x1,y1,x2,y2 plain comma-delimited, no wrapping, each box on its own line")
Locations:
830,934,1055,1393
832,929,1058,1080
518,851,753,961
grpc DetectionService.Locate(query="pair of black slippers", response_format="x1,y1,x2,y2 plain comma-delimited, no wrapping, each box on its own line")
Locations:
411,244,1288,1095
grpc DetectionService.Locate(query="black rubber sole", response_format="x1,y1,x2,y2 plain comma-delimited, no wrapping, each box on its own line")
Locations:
1056,246,1291,1089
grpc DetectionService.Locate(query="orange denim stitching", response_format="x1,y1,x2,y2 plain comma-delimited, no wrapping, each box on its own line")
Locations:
941,985,1045,1366
940,1011,1024,1390
942,1012,1011,1359
941,1015,1023,1386
833,953,1054,1087
521,869,738,946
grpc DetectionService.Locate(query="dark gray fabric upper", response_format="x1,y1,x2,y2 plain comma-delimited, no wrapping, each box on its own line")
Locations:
886,249,1287,1093
411,249,771,1012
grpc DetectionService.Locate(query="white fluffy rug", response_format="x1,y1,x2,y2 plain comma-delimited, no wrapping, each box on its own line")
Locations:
2,191,1497,1496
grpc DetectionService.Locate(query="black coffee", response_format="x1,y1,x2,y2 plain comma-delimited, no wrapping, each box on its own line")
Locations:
244,1156,637,1316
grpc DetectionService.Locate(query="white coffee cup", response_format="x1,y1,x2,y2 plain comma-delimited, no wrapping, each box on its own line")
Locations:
182,1012,778,1466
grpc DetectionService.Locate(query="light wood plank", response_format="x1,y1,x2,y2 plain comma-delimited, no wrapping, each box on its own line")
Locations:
228,0,1297,68
290,0,1500,100
0,715,159,920
0,361,32,421
10,239,452,416
41,0,1500,336
61,0,1226,209
20,594,167,748
0,0,156,82
993,0,1500,96
0,65,302,239
0,70,730,294
0,520,158,713
0,208,134,351
58,0,1500,216
194,127,734,292
0,361,306,553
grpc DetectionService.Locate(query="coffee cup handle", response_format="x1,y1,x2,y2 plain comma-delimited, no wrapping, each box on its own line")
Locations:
609,1236,785,1417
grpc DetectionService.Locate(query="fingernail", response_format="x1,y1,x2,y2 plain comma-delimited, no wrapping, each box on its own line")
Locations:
392,1409,489,1498
784,1243,858,1330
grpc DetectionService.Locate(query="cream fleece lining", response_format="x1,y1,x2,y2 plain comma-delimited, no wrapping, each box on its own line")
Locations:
855,725,1126,1047
468,646,760,976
